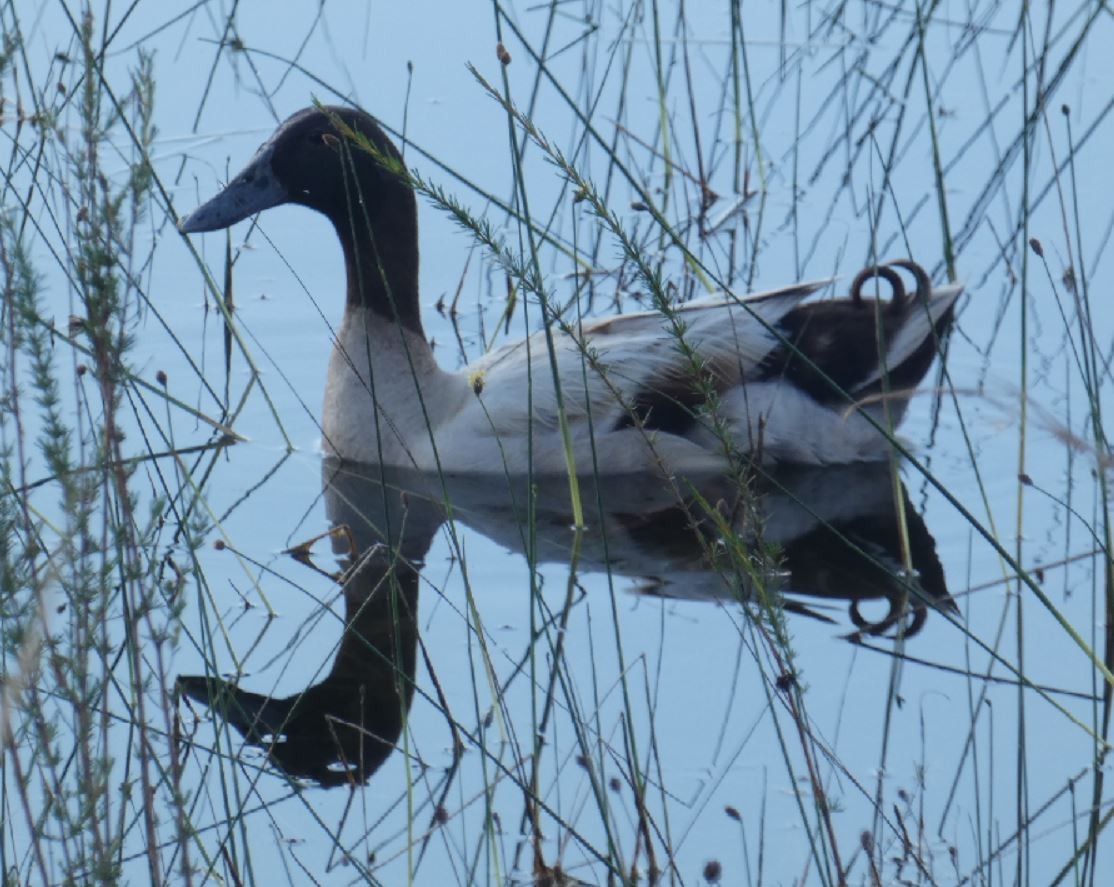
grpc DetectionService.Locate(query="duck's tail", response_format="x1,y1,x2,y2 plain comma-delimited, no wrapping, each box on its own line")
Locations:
759,260,963,408
856,261,963,396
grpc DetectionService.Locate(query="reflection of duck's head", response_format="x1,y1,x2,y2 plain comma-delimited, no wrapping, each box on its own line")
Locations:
178,544,418,787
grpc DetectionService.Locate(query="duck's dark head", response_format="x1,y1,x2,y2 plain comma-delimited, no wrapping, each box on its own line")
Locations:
179,105,421,333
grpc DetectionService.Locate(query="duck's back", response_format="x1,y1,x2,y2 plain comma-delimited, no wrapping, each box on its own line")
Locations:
425,268,956,472
340,263,960,473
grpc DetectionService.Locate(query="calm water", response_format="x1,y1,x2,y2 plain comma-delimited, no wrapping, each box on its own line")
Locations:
7,1,1114,884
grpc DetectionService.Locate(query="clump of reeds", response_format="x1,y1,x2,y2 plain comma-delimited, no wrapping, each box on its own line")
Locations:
0,10,198,884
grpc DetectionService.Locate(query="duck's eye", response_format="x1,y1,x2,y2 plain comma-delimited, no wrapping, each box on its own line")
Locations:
311,131,340,148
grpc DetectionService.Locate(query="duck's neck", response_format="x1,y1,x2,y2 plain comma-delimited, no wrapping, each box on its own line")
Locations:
333,187,424,337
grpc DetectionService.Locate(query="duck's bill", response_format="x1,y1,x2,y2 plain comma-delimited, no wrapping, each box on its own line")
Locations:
178,147,288,234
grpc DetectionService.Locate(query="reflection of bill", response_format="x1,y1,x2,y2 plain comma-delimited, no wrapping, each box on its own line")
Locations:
178,458,952,787
178,543,418,788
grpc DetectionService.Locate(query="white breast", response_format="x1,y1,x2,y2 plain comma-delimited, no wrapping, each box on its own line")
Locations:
321,308,467,467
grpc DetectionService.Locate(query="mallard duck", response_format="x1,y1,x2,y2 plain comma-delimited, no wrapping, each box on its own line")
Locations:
179,106,962,473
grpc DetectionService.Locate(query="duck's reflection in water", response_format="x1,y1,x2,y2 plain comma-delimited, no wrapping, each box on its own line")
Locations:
177,542,419,787
179,459,953,787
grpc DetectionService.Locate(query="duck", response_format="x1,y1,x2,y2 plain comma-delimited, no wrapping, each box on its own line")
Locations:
178,105,963,474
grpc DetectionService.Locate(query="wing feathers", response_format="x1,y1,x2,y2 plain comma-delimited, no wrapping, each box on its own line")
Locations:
464,274,958,439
